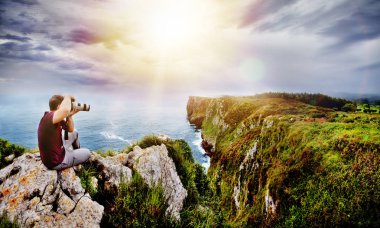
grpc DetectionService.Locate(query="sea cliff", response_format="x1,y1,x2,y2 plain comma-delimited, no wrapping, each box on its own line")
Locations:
187,93,380,226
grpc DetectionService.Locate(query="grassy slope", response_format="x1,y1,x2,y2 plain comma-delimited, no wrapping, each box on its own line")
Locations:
188,95,380,226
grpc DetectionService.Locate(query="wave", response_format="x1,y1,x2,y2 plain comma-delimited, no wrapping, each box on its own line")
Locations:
192,130,210,170
100,131,131,145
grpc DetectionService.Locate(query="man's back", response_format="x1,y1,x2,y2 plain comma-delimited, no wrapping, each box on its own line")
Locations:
38,111,66,169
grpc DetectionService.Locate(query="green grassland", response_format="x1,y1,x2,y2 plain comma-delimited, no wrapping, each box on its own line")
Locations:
188,94,380,226
356,104,380,113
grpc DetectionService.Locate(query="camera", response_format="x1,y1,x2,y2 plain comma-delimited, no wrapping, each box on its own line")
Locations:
71,102,90,111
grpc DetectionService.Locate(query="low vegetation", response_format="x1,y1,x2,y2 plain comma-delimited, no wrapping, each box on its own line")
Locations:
76,135,217,227
0,138,25,169
188,94,380,226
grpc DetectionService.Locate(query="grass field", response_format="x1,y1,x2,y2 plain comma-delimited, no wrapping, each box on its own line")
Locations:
356,104,380,113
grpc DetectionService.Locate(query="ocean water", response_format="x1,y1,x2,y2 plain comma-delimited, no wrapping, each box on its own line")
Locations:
0,95,210,169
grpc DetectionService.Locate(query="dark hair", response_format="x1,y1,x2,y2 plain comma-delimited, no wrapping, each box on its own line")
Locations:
49,95,64,111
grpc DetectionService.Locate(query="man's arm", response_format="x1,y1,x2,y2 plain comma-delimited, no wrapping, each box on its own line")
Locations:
52,95,73,124
66,116,74,132
66,105,80,132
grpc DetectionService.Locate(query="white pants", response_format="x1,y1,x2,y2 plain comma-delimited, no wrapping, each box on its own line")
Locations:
52,131,91,170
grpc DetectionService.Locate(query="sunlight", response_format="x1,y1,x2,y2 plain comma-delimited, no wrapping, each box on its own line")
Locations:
137,1,209,52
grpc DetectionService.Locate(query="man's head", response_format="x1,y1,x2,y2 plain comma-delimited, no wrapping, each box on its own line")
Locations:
49,95,64,111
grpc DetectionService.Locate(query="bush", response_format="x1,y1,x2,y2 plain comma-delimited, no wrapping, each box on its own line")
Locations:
77,163,98,197
0,138,25,169
0,212,18,228
103,172,175,227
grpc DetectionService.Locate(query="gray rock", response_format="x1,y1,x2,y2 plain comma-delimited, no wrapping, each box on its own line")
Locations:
4,154,15,162
0,144,188,226
127,144,188,221
0,153,104,227
89,152,132,191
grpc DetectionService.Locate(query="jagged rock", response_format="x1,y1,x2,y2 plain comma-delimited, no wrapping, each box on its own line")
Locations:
59,168,86,202
234,141,260,210
126,144,187,221
265,189,278,216
0,153,104,227
239,141,258,172
157,134,170,141
91,176,98,190
5,154,15,162
89,152,132,191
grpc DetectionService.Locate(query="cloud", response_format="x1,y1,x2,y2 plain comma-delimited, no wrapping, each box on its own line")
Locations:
0,34,31,42
321,0,380,48
239,0,300,27
58,61,93,71
68,28,99,45
0,0,379,96
11,0,39,6
355,62,380,72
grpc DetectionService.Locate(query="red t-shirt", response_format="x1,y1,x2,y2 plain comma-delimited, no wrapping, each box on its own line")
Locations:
38,111,66,168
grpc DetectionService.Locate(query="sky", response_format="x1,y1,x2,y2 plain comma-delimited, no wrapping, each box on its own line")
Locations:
0,0,379,101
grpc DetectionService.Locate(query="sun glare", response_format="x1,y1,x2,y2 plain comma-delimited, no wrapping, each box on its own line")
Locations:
139,1,208,51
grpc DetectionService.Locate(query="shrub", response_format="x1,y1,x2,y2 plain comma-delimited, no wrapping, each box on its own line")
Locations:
77,163,98,197
0,212,18,228
0,138,25,169
103,172,175,227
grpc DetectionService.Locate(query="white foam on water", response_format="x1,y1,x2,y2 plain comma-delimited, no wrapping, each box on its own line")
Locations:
193,130,210,171
100,131,131,145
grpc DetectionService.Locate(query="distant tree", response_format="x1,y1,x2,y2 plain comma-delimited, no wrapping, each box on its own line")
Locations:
256,92,353,110
342,103,356,112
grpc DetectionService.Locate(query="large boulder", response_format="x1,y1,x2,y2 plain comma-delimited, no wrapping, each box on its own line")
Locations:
89,153,132,191
126,144,188,221
0,153,104,227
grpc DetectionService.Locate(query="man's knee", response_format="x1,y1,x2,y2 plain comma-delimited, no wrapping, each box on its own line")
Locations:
82,148,91,160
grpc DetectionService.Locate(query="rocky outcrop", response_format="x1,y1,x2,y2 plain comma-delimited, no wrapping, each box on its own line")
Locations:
187,96,212,129
88,153,132,191
126,144,188,221
0,144,188,226
0,153,103,227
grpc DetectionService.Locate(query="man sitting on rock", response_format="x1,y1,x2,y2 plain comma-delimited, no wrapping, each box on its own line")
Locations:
38,95,91,170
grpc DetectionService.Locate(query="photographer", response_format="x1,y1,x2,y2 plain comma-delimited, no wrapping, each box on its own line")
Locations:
38,95,91,170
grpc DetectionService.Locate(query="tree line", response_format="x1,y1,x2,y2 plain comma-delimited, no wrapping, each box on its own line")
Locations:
254,92,353,110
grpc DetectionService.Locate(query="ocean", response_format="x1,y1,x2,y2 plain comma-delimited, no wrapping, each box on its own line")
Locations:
0,94,209,169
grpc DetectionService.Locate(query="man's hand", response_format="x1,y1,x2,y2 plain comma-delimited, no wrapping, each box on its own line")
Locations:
69,95,76,102
68,107,80,117
53,95,73,124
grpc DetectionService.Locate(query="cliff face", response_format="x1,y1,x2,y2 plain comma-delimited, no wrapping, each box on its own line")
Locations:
187,95,380,226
